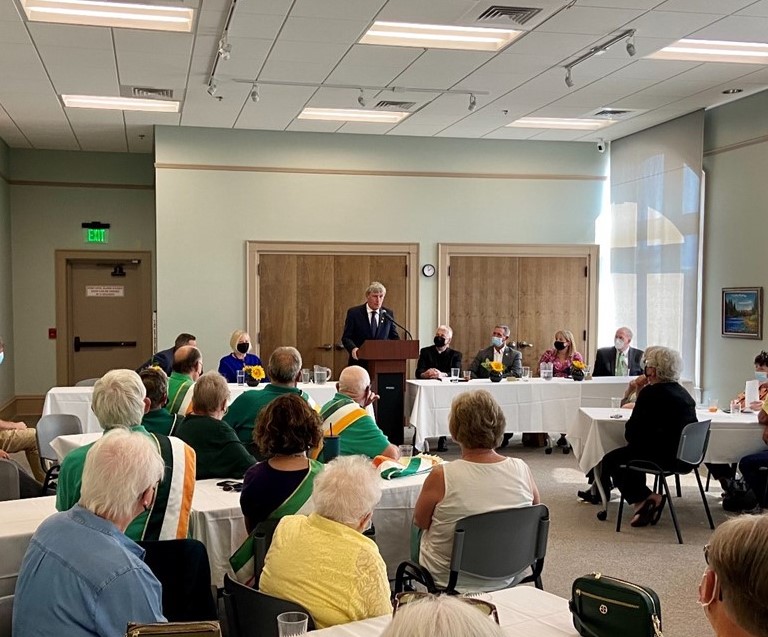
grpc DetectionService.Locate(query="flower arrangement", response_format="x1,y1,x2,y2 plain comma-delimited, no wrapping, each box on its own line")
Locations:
570,359,586,381
243,365,266,381
571,360,586,371
481,359,505,374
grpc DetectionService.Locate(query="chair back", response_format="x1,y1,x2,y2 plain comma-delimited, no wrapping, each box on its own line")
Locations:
74,377,100,387
0,595,12,637
252,518,280,588
447,504,549,592
35,414,83,467
0,461,20,502
222,574,315,637
676,420,711,467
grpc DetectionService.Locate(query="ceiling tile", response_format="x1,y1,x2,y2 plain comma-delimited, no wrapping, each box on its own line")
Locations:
688,15,768,41
538,7,646,35
737,1,768,17
28,23,113,48
291,0,385,21
278,17,369,44
227,12,285,40
390,50,495,90
627,10,722,37
656,0,754,13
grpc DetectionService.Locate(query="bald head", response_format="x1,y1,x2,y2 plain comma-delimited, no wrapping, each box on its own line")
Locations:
338,366,370,405
173,345,203,379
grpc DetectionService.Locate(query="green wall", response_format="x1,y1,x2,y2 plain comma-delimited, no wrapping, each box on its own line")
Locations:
0,140,12,407
703,90,768,404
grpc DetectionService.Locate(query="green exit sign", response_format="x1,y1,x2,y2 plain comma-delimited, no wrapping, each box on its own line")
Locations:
84,228,108,243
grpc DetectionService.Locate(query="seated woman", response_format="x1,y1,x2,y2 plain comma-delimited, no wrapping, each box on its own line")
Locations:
217,330,264,383
414,390,540,592
600,346,697,527
538,329,583,377
698,514,768,637
732,350,768,411
382,594,505,637
239,394,324,533
175,372,256,479
259,455,391,628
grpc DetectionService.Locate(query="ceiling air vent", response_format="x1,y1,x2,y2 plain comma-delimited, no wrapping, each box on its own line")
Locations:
476,6,542,26
374,100,417,111
590,107,643,120
120,86,175,100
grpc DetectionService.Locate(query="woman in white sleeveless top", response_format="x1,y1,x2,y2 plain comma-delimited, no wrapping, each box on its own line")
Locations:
414,390,540,591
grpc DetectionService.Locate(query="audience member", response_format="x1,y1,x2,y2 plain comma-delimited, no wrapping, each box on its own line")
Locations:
13,429,166,637
738,406,768,510
259,455,391,628
592,326,644,377
176,372,256,479
383,594,505,637
732,350,768,411
699,514,768,637
218,329,265,383
468,325,522,379
139,367,182,436
538,329,583,377
56,369,196,541
341,281,399,368
0,451,42,498
416,325,462,379
600,347,696,527
240,394,323,533
137,332,196,376
414,390,540,592
310,366,399,461
227,346,317,451
167,345,203,414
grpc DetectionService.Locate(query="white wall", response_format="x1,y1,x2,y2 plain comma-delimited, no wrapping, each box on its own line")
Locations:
0,140,13,407
155,127,607,365
702,91,768,404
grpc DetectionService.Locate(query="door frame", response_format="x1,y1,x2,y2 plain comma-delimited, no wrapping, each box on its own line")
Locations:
437,243,599,357
55,250,153,386
246,242,419,357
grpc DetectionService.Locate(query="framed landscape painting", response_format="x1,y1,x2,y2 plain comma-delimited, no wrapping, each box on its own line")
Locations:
722,287,763,339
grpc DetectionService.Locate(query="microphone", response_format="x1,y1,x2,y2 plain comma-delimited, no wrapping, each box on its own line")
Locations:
380,310,413,340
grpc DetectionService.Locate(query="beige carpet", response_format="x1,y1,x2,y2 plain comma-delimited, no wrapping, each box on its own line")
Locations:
431,436,726,637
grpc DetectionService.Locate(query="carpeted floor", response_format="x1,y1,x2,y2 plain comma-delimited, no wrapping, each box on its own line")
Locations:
428,435,728,637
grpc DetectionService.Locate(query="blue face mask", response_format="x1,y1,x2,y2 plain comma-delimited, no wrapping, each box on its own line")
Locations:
491,336,504,348
756,371,767,382
0,352,4,366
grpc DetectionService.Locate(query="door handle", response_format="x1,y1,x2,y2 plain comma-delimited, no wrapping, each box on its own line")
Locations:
74,337,137,352
318,343,334,351
512,340,534,349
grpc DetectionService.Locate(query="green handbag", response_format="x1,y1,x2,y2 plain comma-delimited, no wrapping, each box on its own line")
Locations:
570,573,663,637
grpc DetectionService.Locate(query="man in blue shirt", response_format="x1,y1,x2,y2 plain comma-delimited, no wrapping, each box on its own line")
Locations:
13,428,167,637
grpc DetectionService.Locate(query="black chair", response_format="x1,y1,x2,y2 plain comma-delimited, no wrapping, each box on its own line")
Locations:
223,574,315,637
0,595,12,637
251,519,279,589
0,461,20,502
138,539,218,622
395,504,550,594
35,413,83,494
616,420,714,544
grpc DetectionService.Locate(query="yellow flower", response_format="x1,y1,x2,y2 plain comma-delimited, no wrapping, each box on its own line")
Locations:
571,360,586,370
243,365,265,380
489,361,504,373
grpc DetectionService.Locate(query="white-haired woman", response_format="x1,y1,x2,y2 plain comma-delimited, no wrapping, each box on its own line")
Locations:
218,329,264,383
600,346,697,527
383,594,505,637
259,455,391,628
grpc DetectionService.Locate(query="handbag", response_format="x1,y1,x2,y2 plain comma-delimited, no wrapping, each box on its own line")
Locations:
569,573,663,637
125,621,221,637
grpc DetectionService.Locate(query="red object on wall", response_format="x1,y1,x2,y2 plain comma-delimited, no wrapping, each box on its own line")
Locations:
48,328,57,339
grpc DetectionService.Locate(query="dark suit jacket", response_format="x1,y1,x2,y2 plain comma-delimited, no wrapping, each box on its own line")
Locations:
341,304,399,366
136,346,174,376
415,346,462,378
593,346,644,377
468,345,523,378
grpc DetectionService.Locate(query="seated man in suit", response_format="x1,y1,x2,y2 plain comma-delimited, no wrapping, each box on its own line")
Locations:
14,429,166,636
416,325,462,380
311,366,400,462
136,332,196,376
468,325,523,379
593,326,644,377
57,369,196,542
167,345,203,414
341,281,399,368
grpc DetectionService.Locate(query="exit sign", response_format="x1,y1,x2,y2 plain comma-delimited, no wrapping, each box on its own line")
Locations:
82,221,110,244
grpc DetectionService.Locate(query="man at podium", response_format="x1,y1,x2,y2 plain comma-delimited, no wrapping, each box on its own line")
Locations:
341,281,399,368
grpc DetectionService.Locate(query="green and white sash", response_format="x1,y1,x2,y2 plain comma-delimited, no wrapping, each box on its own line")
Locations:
376,456,436,480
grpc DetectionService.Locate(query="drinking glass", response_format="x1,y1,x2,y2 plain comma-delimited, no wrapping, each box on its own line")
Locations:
236,370,245,386
300,368,311,384
730,399,741,415
521,366,531,381
398,444,413,466
314,369,327,385
708,399,719,413
463,370,472,381
277,612,309,637
540,363,553,381
610,397,622,418
450,367,460,382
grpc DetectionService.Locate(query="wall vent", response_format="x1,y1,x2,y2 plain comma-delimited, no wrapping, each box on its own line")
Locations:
121,86,175,100
476,6,542,25
461,1,568,30
590,107,643,120
374,100,417,111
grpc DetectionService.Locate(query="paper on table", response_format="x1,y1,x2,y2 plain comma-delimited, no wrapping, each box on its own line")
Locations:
745,379,760,406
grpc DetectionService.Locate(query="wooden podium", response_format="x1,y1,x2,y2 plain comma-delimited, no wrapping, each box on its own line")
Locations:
357,339,419,445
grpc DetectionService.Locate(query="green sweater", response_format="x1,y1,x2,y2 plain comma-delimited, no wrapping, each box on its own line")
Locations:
176,414,256,479
141,408,180,436
227,384,313,445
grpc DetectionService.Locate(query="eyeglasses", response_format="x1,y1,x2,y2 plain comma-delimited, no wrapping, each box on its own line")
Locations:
392,592,499,624
216,480,243,492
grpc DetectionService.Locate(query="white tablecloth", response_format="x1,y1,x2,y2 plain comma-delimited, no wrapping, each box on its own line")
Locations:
0,496,57,596
569,407,766,474
42,383,339,434
190,472,428,586
577,377,693,407
311,586,577,637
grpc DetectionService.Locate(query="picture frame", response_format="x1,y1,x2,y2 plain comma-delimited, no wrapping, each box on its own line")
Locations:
722,287,763,339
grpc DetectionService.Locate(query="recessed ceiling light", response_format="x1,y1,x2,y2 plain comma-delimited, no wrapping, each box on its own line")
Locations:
359,21,522,52
647,39,768,64
298,107,409,124
62,95,180,113
21,0,194,32
506,117,612,130
721,88,743,94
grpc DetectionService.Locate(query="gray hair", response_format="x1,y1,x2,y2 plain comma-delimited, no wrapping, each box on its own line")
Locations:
366,281,386,295
617,326,634,340
268,346,302,384
79,428,165,522
92,369,146,430
312,455,381,526
437,325,453,339
644,346,682,382
338,366,370,397
381,595,505,637
494,325,510,338
192,371,230,415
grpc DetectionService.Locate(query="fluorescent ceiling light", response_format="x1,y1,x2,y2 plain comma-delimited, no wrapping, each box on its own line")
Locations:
298,108,410,124
506,117,612,130
647,39,768,64
62,95,180,112
359,21,521,52
21,0,194,32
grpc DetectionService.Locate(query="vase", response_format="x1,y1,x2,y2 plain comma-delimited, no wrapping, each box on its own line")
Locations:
571,369,584,382
246,378,261,387
490,372,503,383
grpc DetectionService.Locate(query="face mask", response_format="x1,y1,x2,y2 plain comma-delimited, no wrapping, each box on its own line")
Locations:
756,372,767,382
614,338,626,350
644,366,651,377
554,341,566,351
434,335,446,347
236,342,250,354
491,336,504,348
0,352,4,366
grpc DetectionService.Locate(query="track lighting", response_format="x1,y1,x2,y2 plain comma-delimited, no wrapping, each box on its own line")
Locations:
468,93,476,111
207,80,218,97
562,29,636,89
626,34,636,57
357,89,366,108
218,35,231,61
250,83,260,103
564,67,574,88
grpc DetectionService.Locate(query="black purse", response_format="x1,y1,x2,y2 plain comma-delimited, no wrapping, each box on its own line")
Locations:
570,573,663,637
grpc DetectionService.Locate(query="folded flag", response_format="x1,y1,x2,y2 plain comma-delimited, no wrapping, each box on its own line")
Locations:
373,454,441,480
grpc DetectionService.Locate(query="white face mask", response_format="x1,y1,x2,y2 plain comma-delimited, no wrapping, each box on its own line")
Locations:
614,338,626,351
0,352,4,366
756,371,767,382
491,336,504,348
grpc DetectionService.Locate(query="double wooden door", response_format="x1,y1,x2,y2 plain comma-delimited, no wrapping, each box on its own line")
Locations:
257,254,408,375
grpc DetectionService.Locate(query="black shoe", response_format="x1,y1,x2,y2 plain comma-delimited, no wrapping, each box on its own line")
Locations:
436,436,448,452
497,433,513,449
556,434,568,447
577,489,601,505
